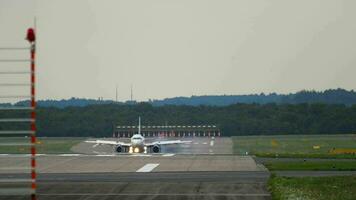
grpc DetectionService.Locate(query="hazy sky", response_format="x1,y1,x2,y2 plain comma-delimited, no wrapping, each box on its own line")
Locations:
0,0,355,101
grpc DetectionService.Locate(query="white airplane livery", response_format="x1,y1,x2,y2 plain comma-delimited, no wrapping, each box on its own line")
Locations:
86,117,191,153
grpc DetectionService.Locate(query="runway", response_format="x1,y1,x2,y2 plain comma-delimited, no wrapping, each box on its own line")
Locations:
0,137,270,199
0,171,270,182
0,154,264,173
0,172,271,200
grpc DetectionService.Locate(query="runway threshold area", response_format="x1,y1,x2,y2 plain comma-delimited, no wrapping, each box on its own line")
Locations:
0,172,271,200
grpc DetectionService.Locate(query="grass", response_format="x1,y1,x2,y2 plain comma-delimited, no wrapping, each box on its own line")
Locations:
233,134,356,158
265,161,356,171
0,137,85,154
268,175,356,200
255,152,356,159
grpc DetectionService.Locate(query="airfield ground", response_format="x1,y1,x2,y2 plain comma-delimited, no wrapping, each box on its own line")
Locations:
0,154,264,173
268,175,356,200
0,137,271,200
1,134,355,158
0,137,83,154
233,134,356,158
0,135,355,199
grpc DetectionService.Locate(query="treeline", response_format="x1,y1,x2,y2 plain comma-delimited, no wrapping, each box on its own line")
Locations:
151,88,356,106
6,88,356,108
1,103,356,137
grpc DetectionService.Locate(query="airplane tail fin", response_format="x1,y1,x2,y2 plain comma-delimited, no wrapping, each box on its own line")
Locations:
138,116,141,135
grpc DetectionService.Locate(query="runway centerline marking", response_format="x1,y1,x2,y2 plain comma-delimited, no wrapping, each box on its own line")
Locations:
162,154,175,157
130,154,152,157
202,142,208,145
136,163,159,172
58,154,81,156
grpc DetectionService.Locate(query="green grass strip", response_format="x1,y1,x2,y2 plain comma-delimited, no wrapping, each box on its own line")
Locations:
268,175,356,200
265,161,356,171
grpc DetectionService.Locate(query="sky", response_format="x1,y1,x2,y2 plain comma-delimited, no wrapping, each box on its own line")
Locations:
0,0,355,102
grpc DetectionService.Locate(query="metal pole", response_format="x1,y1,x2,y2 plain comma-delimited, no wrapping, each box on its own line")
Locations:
30,41,37,200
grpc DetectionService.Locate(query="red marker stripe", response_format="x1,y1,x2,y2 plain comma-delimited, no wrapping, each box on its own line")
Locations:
31,170,36,179
31,157,36,168
31,135,36,143
31,123,36,131
31,98,35,107
31,50,35,59
31,111,36,119
31,87,35,96
31,146,36,156
31,147,36,157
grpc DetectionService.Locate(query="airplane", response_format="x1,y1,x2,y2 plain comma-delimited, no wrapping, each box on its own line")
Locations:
85,117,191,153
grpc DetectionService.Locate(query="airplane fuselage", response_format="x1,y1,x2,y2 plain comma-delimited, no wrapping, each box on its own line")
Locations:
129,134,145,153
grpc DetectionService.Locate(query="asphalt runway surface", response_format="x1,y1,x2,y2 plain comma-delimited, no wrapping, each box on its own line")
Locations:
0,154,264,173
0,171,270,183
0,172,271,200
0,137,272,199
0,154,270,200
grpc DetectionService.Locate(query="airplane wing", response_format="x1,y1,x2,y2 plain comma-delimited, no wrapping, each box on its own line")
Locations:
85,139,131,147
145,140,191,147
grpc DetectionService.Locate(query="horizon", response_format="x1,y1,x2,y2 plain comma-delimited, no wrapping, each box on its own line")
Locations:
0,87,353,104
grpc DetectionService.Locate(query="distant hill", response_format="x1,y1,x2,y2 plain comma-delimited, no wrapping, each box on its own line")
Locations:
3,88,356,108
11,98,118,109
150,88,356,106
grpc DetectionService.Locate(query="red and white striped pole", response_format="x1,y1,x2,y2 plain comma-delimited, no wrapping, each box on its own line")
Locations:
27,28,37,200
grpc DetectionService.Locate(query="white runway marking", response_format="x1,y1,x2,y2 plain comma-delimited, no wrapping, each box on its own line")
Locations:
194,142,199,144
162,154,175,157
95,154,116,157
0,167,30,170
0,154,46,157
202,142,208,145
130,154,152,157
210,141,214,146
10,154,31,157
58,154,81,156
37,193,271,197
136,163,159,172
0,179,31,183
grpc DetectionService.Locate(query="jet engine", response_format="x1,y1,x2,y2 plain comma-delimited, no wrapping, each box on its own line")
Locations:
152,145,160,153
115,145,123,153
